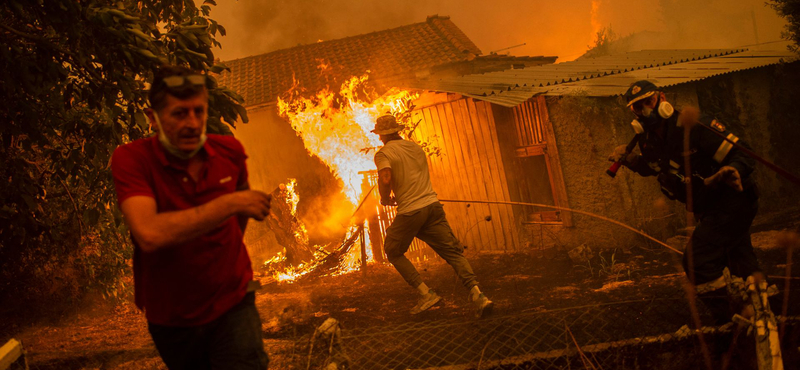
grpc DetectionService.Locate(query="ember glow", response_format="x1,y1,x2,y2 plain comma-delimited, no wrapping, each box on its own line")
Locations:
262,179,326,283
263,251,327,283
262,250,300,282
285,179,309,245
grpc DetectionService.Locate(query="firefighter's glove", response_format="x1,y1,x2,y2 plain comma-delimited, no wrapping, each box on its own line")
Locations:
608,144,640,167
704,166,743,192
380,197,397,207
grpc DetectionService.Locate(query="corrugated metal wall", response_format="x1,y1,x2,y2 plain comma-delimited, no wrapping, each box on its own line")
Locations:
410,97,520,252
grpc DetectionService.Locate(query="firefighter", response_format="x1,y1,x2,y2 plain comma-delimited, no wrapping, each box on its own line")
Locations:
608,80,762,324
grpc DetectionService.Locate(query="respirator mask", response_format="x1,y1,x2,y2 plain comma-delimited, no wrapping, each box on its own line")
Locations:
630,93,675,134
151,114,207,160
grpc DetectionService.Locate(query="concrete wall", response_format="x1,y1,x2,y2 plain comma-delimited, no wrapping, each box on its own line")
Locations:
538,62,800,251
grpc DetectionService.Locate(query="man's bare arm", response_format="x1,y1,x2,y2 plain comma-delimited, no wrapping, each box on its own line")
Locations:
377,168,395,206
120,190,270,253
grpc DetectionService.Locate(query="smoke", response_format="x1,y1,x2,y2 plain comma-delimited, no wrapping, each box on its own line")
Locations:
654,0,783,48
210,0,786,63
299,190,354,245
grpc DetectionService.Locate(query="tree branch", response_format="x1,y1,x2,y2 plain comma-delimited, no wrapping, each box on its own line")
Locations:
0,23,47,42
58,175,85,236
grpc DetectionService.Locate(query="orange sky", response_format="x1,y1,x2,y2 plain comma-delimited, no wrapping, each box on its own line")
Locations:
209,0,787,63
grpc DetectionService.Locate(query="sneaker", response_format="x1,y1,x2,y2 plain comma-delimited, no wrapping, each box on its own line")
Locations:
410,290,441,314
472,293,494,319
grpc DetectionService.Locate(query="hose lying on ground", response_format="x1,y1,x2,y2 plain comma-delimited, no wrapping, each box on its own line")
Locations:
438,199,683,255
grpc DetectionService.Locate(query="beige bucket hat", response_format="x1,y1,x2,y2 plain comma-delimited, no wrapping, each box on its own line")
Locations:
371,115,405,135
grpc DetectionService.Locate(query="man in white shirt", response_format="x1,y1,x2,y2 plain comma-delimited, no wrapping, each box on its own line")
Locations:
372,115,493,318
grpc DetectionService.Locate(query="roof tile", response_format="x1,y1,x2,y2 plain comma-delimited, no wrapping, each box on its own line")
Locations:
217,16,481,107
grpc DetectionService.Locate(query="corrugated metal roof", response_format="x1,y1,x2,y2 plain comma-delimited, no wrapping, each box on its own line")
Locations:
407,44,797,107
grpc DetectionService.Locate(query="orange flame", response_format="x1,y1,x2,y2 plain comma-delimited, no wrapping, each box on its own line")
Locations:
285,179,309,245
275,73,418,277
263,249,326,283
277,75,418,205
262,179,327,283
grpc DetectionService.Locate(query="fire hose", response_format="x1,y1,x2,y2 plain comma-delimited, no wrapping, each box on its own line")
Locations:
690,118,800,187
606,133,642,178
607,113,800,187
437,199,683,255
359,175,682,254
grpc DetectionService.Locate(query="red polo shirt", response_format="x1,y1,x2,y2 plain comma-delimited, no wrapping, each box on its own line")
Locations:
111,134,253,326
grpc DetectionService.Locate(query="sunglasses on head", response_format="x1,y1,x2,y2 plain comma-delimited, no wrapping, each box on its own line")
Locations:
162,74,206,88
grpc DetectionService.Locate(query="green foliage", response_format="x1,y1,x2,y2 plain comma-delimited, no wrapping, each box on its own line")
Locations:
586,26,618,58
0,0,247,305
576,248,632,281
598,249,619,279
770,0,800,53
400,98,442,158
578,26,620,59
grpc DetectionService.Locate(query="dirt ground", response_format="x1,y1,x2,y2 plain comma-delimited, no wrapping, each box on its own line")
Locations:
8,209,800,369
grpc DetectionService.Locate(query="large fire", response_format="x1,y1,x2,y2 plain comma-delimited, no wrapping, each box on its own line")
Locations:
285,179,309,245
264,73,418,282
261,179,326,283
278,75,418,204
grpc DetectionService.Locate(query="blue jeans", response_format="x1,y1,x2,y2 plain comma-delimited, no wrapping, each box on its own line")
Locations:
148,292,269,370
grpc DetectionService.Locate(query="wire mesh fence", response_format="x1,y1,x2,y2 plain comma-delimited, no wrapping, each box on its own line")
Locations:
21,340,297,370
293,298,800,370
15,298,800,370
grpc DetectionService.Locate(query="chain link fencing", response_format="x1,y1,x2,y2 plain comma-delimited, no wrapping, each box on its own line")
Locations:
14,297,800,369
19,341,296,370
294,298,800,370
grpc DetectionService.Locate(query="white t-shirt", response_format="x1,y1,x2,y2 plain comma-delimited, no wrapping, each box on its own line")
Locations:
374,140,439,214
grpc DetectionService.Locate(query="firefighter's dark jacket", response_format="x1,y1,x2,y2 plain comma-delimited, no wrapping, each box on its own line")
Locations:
626,111,756,214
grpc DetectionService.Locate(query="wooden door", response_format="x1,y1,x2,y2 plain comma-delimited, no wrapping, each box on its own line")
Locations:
510,96,572,227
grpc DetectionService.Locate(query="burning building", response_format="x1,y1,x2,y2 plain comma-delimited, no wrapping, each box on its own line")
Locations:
217,15,800,279
216,15,555,276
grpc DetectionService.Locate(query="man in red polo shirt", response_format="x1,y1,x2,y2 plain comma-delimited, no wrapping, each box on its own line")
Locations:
112,66,271,369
